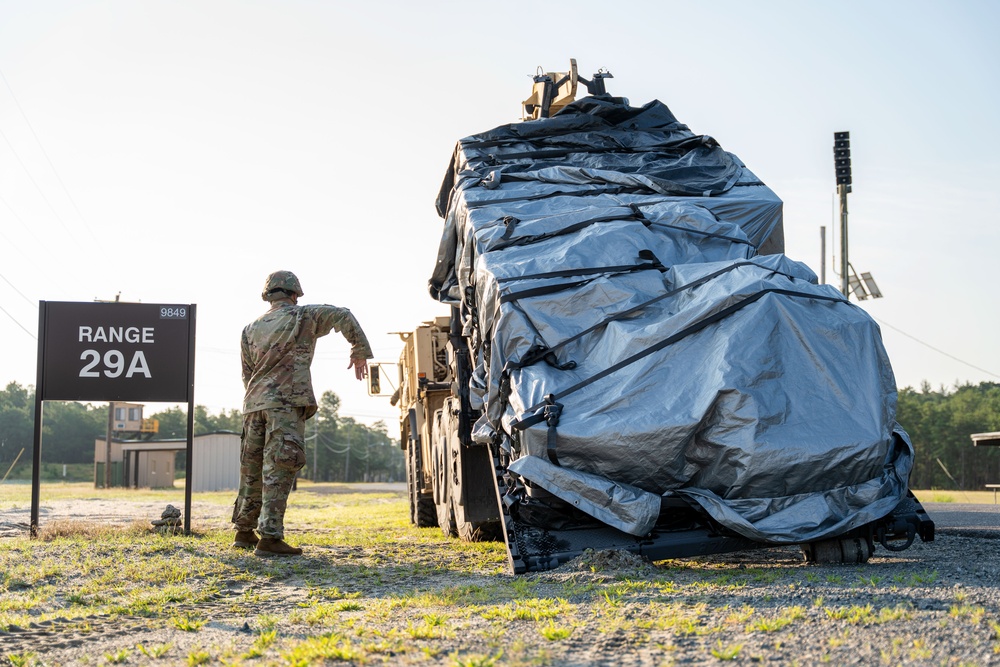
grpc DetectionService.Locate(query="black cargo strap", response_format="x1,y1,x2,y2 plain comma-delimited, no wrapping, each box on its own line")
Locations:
512,344,578,372
498,278,595,305
648,221,755,250
626,202,758,250
543,397,563,465
499,216,520,240
465,133,718,161
497,259,665,306
461,127,604,151
496,250,665,286
510,288,847,432
488,210,643,252
464,185,630,209
502,260,802,372
484,202,754,256
510,394,564,466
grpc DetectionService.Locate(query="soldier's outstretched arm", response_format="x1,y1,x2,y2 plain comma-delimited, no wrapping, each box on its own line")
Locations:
310,304,374,368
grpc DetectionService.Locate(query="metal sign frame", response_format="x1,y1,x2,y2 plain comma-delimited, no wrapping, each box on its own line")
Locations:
31,301,197,535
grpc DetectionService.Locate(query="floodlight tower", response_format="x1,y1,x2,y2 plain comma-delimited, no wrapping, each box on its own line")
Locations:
833,132,883,301
834,132,852,298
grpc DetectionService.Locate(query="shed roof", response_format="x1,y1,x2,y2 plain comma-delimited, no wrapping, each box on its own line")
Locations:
970,432,1000,447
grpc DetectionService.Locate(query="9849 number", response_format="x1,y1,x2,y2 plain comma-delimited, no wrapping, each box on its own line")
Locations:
160,307,187,319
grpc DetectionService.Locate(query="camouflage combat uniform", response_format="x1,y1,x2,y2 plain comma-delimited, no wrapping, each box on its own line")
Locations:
232,300,372,539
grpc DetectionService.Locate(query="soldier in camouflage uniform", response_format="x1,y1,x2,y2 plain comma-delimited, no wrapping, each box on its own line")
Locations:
232,270,373,556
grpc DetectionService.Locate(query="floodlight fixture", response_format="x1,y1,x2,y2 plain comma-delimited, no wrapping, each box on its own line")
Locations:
860,272,883,299
833,131,852,188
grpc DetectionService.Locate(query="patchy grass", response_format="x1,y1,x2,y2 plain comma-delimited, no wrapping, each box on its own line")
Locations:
0,482,990,665
910,489,997,505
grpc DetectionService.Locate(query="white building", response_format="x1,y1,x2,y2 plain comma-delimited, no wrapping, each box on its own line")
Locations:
94,431,240,492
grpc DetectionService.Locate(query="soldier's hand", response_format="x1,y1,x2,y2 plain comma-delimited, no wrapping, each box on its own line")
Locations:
348,357,368,381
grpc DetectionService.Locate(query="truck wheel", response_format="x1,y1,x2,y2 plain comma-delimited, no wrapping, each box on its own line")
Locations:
452,493,502,542
405,441,417,524
415,492,437,528
438,496,457,537
408,442,436,528
433,438,457,537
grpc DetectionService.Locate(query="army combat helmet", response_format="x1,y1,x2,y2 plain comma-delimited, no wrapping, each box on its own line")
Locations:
262,270,304,301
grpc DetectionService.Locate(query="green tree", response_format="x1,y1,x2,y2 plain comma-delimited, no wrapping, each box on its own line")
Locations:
147,405,244,438
897,381,1000,490
304,390,402,483
152,406,188,439
208,408,242,433
0,382,34,473
41,401,107,464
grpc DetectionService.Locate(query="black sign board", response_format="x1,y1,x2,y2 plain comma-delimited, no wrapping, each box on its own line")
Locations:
40,302,194,402
32,301,197,536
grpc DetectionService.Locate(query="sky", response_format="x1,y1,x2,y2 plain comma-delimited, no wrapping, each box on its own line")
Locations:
1,0,998,429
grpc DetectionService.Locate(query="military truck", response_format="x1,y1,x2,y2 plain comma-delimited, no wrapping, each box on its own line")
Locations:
372,61,933,573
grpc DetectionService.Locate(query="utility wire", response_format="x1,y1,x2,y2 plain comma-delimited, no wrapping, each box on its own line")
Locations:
0,190,44,245
0,69,99,245
872,315,1000,380
0,124,83,246
0,224,23,256
0,302,36,339
0,271,36,307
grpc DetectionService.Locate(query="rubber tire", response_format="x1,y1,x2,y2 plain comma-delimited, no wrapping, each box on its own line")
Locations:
433,438,457,537
453,492,502,542
408,440,436,528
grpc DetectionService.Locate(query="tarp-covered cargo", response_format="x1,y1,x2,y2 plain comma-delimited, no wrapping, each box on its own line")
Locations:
430,96,914,548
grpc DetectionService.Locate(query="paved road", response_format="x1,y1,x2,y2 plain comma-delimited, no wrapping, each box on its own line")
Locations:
303,482,407,495
922,501,1000,537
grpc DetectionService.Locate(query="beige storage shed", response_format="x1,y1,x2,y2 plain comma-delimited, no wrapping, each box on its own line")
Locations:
190,431,241,492
94,431,241,491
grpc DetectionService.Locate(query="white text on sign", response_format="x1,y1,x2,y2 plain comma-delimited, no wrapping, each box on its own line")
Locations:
78,326,155,344
79,350,152,378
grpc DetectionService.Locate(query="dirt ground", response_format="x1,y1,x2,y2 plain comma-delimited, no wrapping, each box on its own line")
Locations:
2,487,999,666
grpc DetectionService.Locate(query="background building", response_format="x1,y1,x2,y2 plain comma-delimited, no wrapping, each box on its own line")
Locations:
94,431,240,492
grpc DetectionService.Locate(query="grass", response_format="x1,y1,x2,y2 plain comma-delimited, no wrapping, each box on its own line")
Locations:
910,489,998,505
710,640,743,660
0,481,988,665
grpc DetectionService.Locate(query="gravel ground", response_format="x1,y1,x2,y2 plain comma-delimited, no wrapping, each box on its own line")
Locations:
1,496,998,666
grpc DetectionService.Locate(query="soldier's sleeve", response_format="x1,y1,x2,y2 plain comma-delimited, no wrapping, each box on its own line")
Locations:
240,327,254,389
311,305,374,359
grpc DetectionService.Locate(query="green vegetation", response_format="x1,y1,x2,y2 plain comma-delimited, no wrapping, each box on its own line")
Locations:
0,382,403,484
710,640,743,660
897,381,1000,490
8,378,999,490
0,473,984,664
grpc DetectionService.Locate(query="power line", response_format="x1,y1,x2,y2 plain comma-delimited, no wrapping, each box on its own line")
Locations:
0,69,99,245
0,123,84,246
0,270,36,307
0,190,45,246
872,315,1000,380
0,303,36,340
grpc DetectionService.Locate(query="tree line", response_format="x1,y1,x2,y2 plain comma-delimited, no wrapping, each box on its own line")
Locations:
4,379,998,490
897,381,1000,491
0,381,403,483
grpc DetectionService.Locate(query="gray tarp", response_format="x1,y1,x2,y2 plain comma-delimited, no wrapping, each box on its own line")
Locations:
430,96,911,543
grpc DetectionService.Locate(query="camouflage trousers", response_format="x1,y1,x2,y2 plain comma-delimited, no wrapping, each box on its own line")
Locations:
232,406,307,539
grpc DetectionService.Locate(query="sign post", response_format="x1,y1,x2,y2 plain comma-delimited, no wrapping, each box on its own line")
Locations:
32,301,197,535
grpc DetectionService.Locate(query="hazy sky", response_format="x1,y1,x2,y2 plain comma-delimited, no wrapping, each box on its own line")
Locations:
1,1,998,428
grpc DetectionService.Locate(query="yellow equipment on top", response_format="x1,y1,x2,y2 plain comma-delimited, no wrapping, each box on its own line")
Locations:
521,58,613,120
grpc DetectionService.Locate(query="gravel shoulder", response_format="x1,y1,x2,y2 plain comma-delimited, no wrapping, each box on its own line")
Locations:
1,489,998,666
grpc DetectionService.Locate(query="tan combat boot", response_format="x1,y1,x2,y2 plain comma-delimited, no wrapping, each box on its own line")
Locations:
233,530,259,549
254,537,303,557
